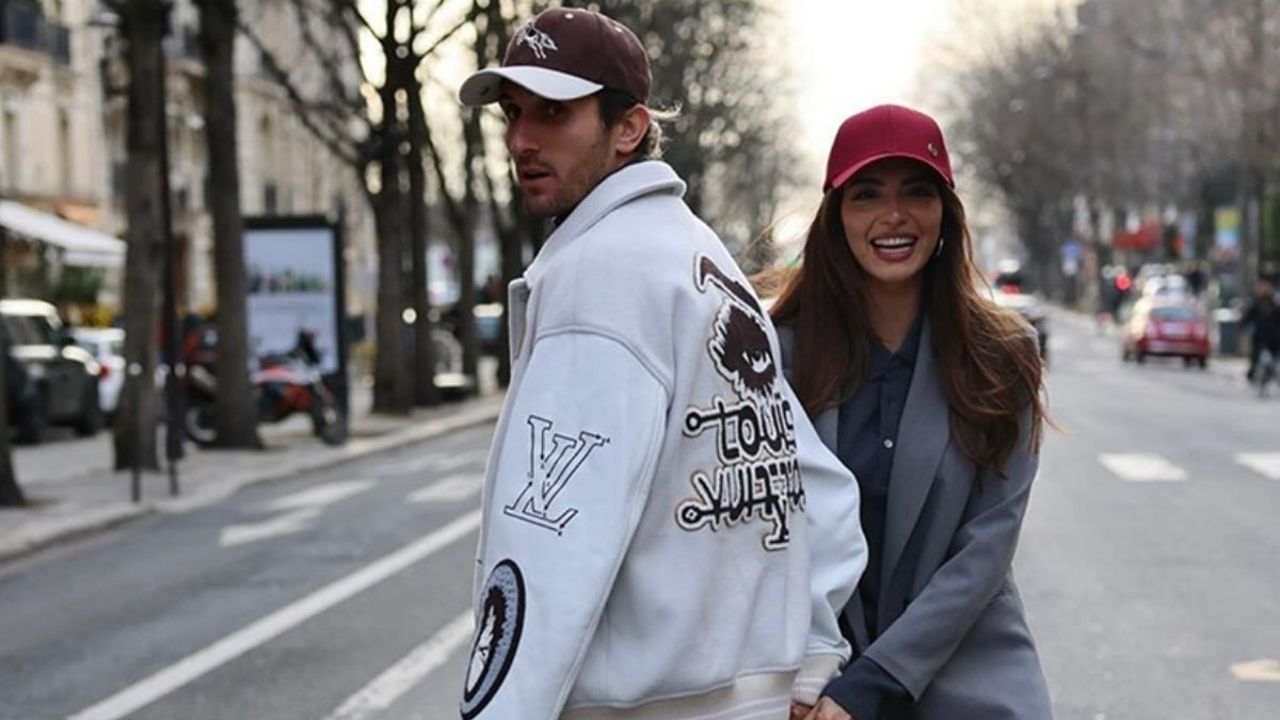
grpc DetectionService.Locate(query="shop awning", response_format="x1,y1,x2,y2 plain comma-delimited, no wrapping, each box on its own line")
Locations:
0,200,126,269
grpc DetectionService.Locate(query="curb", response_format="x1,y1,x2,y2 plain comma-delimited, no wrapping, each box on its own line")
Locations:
0,396,504,565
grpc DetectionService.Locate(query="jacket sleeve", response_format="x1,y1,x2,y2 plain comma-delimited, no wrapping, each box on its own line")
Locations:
461,330,668,720
774,329,867,705
858,406,1039,701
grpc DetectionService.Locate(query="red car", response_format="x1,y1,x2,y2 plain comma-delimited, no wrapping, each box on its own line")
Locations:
1122,301,1210,368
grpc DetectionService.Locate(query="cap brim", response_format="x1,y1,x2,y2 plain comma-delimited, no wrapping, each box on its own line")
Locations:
826,151,954,192
458,66,604,106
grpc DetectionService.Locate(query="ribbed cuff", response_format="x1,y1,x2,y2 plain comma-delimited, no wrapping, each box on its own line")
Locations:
791,653,844,706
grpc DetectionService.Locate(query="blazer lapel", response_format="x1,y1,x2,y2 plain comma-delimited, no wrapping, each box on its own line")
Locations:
879,319,950,620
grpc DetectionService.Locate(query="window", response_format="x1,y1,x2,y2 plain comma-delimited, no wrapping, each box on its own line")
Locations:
3,109,19,191
58,109,72,195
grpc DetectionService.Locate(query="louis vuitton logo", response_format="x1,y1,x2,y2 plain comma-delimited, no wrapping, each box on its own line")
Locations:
503,415,608,534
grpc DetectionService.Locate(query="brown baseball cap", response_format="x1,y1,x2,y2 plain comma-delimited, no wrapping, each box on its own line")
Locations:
458,7,651,107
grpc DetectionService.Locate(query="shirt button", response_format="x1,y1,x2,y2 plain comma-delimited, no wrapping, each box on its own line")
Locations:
883,438,895,449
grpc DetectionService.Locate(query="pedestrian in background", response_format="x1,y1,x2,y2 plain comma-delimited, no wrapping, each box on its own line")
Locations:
1243,278,1280,382
771,104,1053,720
455,7,865,719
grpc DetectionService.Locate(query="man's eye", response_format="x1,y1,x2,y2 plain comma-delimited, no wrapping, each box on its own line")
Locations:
500,106,518,121
544,104,564,118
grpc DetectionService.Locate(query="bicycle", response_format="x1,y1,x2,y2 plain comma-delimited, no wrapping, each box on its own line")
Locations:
1255,349,1277,398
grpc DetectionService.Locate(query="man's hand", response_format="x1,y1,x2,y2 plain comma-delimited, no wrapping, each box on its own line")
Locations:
789,701,812,720
802,697,854,720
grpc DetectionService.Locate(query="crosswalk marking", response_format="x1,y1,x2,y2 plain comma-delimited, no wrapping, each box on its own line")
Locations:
1098,453,1188,482
1236,453,1280,480
321,612,474,720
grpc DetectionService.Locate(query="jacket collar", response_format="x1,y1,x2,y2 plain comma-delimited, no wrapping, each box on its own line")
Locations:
524,161,686,286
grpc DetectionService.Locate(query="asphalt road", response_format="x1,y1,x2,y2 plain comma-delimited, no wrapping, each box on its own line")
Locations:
2,308,1279,719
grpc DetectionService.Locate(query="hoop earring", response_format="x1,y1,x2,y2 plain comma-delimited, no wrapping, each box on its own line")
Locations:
934,237,945,259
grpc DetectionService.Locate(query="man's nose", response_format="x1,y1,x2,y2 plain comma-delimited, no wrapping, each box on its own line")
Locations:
507,119,539,156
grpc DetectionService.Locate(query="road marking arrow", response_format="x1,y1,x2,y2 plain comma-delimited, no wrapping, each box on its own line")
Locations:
219,480,375,548
409,472,484,504
263,480,375,512
1231,658,1280,682
220,508,320,548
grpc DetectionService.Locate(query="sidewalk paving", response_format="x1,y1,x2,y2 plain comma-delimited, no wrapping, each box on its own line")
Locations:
0,372,505,564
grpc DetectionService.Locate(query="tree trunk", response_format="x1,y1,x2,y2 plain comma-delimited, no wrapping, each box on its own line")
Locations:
406,69,439,407
370,0,411,415
458,116,482,386
198,0,261,448
0,335,24,507
113,0,167,471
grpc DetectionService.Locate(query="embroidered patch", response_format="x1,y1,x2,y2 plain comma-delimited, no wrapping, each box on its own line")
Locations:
680,254,805,550
461,560,526,719
503,415,608,535
516,22,558,60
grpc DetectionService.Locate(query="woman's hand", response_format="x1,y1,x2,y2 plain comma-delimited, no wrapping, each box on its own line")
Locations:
802,697,854,720
789,701,812,720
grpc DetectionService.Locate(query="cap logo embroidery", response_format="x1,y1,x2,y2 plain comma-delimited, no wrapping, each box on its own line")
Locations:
927,142,939,158
516,23,558,60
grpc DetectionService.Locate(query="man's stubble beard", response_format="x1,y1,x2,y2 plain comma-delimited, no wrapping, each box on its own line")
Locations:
522,136,615,219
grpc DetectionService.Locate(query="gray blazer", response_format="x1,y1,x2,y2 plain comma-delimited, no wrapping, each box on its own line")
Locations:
779,321,1052,719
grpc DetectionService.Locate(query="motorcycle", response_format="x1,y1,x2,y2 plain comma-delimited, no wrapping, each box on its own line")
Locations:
183,328,346,446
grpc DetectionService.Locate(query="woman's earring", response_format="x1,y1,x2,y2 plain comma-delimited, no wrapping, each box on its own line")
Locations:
934,237,946,259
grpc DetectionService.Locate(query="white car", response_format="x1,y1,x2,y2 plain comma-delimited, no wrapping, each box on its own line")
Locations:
72,328,125,415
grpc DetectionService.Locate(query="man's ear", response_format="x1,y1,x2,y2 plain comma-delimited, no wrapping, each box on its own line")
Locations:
614,104,650,156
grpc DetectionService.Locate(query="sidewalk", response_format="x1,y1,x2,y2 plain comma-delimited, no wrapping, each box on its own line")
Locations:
0,369,505,564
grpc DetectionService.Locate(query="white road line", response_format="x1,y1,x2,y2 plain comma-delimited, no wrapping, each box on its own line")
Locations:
67,510,482,720
264,480,375,513
1236,453,1280,480
321,611,474,720
1099,453,1188,482
409,472,484,504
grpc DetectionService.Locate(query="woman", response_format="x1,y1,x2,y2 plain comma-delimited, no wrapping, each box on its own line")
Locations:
775,105,1052,720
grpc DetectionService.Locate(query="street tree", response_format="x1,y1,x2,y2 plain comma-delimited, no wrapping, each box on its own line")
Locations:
196,0,262,448
109,0,169,471
237,0,475,413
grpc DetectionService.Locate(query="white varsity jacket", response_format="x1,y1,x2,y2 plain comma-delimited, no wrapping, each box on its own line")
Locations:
460,161,866,720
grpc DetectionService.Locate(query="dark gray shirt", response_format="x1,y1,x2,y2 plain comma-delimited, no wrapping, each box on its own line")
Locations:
837,316,922,639
826,316,922,719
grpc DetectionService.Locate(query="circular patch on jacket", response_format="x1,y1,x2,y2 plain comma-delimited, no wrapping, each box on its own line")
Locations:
460,559,525,719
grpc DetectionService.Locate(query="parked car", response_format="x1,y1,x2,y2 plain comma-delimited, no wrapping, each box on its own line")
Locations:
72,327,126,417
1121,300,1210,368
0,299,103,443
988,286,1049,361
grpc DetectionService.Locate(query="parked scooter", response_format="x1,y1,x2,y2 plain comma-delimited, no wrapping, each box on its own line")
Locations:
183,328,346,446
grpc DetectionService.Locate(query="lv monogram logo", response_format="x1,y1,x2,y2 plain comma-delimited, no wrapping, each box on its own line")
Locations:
504,415,608,534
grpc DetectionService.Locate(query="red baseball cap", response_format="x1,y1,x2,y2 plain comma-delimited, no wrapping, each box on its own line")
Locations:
824,104,954,192
458,7,651,107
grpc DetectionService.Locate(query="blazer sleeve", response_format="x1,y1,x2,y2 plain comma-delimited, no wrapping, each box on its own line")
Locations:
462,330,668,720
861,406,1039,701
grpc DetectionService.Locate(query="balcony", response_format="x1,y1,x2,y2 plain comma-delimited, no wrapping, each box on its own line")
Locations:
0,0,70,82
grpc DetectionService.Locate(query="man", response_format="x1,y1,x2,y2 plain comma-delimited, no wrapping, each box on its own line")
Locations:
1244,278,1280,382
456,8,865,719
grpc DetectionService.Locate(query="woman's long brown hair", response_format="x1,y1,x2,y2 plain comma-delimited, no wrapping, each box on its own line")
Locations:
768,183,1046,475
